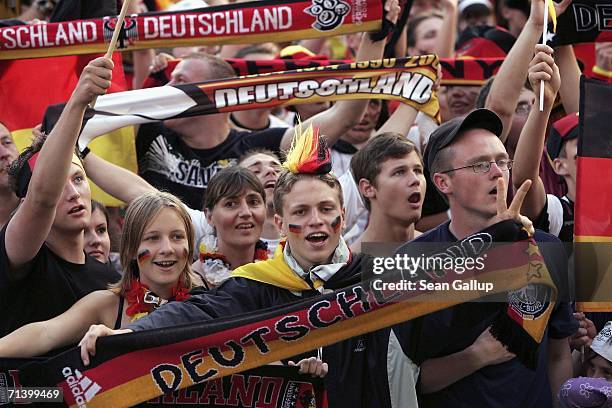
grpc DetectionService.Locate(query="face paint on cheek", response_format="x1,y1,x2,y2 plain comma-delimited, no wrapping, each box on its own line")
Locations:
288,224,303,234
331,215,342,232
137,249,152,264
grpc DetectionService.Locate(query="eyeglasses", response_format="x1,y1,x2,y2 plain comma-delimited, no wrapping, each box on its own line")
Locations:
440,159,514,174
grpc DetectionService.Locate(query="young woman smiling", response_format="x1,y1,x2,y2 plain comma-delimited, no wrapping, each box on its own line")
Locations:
0,191,201,358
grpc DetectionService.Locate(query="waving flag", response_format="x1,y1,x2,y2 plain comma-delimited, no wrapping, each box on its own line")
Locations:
574,77,612,312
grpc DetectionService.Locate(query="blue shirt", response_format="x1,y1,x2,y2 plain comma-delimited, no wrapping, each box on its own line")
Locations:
398,221,577,408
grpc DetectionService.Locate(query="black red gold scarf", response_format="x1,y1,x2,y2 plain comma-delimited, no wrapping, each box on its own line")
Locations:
0,0,382,60
69,56,441,149
18,221,557,407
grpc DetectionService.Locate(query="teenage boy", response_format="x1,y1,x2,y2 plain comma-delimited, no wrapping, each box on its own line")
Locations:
349,132,426,252
0,58,119,337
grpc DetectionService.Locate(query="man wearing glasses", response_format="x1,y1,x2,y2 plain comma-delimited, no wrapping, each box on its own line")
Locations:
396,108,576,407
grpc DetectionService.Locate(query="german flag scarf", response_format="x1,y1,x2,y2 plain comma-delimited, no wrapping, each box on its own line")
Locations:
63,56,440,150
145,57,503,88
575,76,612,313
18,221,556,407
0,0,382,60
0,358,326,407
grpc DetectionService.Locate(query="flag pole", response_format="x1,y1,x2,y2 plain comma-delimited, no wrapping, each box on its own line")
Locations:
539,0,548,112
90,0,132,108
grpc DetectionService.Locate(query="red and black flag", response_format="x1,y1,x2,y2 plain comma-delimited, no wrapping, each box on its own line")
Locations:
574,76,612,312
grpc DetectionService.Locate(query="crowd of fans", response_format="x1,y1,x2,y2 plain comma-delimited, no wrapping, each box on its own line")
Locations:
1,0,611,406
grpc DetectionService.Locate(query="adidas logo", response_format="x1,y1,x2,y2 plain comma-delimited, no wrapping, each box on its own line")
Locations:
62,367,101,407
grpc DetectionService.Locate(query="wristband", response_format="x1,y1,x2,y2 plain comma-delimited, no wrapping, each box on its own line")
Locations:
81,146,91,159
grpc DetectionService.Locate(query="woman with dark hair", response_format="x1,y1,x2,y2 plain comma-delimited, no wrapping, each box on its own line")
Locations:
0,191,201,357
83,200,111,264
191,166,268,289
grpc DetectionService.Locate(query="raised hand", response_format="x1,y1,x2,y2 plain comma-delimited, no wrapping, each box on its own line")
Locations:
384,0,401,25
529,0,572,28
149,52,174,74
491,177,535,236
71,57,114,108
569,312,597,349
528,44,560,107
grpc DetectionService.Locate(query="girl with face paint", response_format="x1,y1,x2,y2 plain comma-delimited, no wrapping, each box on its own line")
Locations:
0,191,201,358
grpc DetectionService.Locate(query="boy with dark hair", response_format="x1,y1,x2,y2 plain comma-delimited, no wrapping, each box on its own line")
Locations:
350,132,426,251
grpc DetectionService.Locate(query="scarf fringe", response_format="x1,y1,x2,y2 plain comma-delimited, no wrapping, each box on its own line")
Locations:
490,309,539,370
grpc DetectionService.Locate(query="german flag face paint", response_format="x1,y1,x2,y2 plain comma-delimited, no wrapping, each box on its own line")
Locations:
331,215,342,233
137,249,152,264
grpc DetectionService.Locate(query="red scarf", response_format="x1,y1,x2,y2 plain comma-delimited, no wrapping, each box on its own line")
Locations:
125,278,191,318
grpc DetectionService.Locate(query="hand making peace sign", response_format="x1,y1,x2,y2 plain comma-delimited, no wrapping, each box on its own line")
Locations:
491,178,535,236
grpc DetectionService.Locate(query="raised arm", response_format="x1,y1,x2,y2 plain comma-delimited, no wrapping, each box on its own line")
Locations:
83,152,156,204
512,45,559,221
434,0,458,58
555,45,581,114
376,103,418,136
280,0,401,151
0,290,116,358
485,0,570,143
4,57,113,274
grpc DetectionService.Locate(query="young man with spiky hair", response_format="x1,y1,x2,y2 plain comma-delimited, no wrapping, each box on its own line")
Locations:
350,132,426,252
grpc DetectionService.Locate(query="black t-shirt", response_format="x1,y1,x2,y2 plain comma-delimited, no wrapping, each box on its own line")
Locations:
0,226,120,337
398,222,577,408
136,123,285,209
533,195,574,244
